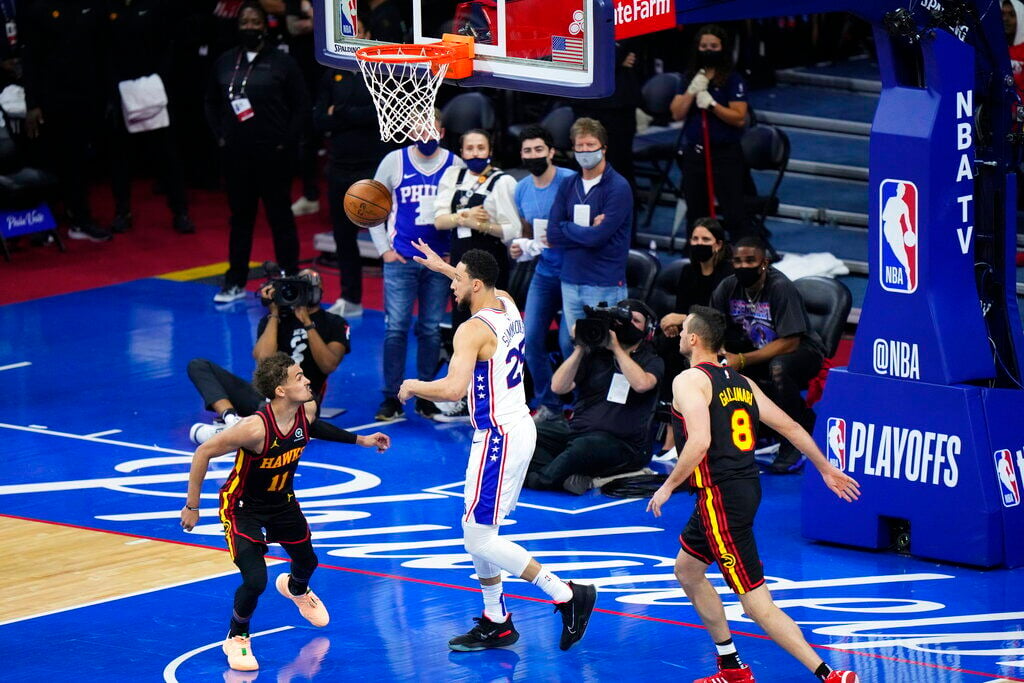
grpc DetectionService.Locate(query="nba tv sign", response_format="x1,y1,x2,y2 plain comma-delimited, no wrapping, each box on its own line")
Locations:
613,0,675,40
879,179,919,294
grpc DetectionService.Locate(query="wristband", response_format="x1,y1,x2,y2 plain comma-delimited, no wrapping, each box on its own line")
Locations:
184,504,199,512
737,353,745,370
303,323,315,331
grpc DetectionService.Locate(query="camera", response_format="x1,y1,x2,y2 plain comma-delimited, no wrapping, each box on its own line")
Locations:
575,302,634,349
261,262,322,309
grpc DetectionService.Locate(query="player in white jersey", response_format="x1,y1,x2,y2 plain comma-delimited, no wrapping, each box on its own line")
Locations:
399,241,597,653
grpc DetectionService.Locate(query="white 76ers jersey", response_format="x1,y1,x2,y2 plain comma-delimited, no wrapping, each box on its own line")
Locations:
468,296,532,431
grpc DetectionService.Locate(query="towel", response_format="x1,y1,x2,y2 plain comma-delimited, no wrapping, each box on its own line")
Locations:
118,74,169,133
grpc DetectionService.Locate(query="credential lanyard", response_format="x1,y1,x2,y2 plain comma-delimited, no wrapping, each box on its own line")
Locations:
228,49,257,100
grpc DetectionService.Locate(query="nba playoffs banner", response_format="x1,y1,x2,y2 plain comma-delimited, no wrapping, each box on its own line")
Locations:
0,203,55,240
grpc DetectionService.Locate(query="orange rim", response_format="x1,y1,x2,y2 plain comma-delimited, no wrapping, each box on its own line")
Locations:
355,44,455,65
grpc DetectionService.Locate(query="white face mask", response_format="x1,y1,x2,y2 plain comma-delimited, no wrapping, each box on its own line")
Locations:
575,149,603,170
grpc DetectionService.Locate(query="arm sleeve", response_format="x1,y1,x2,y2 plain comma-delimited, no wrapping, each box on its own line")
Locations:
368,152,401,254
433,167,459,220
309,419,358,444
557,176,633,248
487,174,521,243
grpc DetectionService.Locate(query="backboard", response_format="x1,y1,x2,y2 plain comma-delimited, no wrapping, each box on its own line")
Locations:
315,0,616,98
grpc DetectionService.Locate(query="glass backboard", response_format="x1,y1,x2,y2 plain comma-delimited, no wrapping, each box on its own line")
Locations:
315,0,616,98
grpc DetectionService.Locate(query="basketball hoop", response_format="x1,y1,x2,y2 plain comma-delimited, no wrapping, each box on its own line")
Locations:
356,34,474,144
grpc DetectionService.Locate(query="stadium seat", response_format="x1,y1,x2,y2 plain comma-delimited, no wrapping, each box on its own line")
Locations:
626,248,661,302
741,124,790,237
632,72,684,228
441,92,497,151
0,109,60,260
794,275,852,358
646,258,687,320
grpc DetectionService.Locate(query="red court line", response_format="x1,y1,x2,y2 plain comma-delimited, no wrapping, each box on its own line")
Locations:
5,513,1022,682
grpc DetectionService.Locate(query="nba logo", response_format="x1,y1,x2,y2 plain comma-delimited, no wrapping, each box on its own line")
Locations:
994,449,1021,507
879,179,918,294
339,0,357,37
826,418,846,470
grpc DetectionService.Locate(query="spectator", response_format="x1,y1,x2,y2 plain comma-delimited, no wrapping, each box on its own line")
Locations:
525,299,664,494
656,217,733,452
187,269,351,442
357,0,408,43
105,0,196,235
21,0,111,242
509,126,576,424
547,117,634,330
1004,1,1024,93
369,112,461,423
314,68,393,318
710,235,825,474
670,24,750,240
205,1,308,303
0,0,21,92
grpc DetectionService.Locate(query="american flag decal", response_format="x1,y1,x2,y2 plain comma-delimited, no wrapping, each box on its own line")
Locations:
551,35,584,65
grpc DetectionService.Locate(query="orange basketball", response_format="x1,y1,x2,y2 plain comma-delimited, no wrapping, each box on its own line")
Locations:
344,179,392,229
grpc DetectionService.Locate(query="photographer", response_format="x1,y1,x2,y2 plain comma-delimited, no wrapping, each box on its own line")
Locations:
524,300,664,495
187,268,351,443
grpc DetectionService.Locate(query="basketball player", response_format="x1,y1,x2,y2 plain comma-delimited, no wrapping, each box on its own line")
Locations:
647,306,861,683
180,352,391,672
398,241,597,652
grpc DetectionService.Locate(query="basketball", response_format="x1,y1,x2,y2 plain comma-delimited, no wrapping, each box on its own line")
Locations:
344,179,392,229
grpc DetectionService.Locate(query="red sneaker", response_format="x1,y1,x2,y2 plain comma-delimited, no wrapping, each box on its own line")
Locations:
824,672,860,683
693,659,756,683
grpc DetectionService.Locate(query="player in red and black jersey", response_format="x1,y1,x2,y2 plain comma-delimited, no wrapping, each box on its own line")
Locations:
181,352,390,672
648,306,861,683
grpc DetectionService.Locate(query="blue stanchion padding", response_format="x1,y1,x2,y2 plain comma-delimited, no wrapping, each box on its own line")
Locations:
802,369,1008,567
0,203,56,240
979,388,1024,568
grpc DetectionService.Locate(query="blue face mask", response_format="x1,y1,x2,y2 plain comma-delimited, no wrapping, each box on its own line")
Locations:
416,139,439,155
465,157,490,174
575,149,603,170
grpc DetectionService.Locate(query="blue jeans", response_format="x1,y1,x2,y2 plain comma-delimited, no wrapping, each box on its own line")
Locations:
382,260,451,397
561,282,628,331
524,270,572,410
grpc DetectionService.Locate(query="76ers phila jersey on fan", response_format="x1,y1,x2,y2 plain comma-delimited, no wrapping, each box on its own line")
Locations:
467,296,532,431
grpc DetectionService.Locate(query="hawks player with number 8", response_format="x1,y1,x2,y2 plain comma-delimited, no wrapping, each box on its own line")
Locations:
399,242,597,653
648,306,860,683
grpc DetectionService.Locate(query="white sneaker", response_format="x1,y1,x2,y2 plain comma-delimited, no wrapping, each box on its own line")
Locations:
434,399,471,423
291,197,320,216
213,286,246,303
223,633,258,671
327,298,363,317
190,422,225,445
223,413,242,427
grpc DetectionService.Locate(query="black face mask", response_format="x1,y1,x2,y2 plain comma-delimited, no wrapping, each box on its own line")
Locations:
734,266,763,288
615,321,646,347
239,28,264,50
696,49,725,69
523,157,549,176
689,244,714,263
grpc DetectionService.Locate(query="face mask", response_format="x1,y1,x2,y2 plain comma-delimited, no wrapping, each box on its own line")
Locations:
696,49,725,69
615,320,646,347
416,139,439,155
239,28,264,50
689,244,714,263
465,156,490,174
523,157,549,176
575,149,603,170
734,265,763,288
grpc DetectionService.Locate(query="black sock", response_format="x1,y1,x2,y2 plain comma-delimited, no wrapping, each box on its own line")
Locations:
288,575,309,596
814,662,832,680
229,611,250,637
715,638,742,669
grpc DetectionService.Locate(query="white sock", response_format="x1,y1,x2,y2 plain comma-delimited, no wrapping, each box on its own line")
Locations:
531,567,573,603
480,582,508,623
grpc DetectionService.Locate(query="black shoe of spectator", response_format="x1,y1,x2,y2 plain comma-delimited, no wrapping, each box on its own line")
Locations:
767,442,807,474
110,212,132,234
69,223,113,242
415,398,440,420
562,474,594,495
173,213,196,234
375,397,404,421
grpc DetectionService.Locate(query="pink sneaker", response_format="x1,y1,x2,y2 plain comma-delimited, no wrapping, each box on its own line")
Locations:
222,633,258,671
276,573,330,627
824,672,860,683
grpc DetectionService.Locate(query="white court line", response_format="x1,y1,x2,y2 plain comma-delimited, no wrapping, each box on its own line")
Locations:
0,361,31,372
84,429,122,438
423,480,639,514
163,626,293,683
343,417,406,431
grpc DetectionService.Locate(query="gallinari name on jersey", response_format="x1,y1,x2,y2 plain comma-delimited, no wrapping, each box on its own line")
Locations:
718,385,753,408
258,447,303,470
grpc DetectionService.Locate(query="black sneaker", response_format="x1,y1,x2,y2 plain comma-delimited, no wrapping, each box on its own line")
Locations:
554,582,596,651
375,397,404,421
415,398,440,420
110,212,132,233
562,474,594,496
448,614,519,652
173,213,196,234
68,223,113,242
767,442,807,474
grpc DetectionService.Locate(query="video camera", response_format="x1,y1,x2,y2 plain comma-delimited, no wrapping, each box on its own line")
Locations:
575,302,634,349
261,262,322,309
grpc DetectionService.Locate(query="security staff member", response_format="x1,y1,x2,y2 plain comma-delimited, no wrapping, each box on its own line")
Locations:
205,1,308,303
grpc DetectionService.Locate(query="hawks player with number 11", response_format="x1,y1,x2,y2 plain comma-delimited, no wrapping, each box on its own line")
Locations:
647,306,860,683
398,242,597,653
180,353,391,673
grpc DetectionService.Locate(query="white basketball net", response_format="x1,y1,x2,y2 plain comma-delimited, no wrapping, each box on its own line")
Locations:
357,46,452,144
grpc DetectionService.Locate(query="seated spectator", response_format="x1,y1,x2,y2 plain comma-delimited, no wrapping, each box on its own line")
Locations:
524,300,664,495
656,217,733,451
547,117,634,330
710,236,825,473
187,268,352,442
508,125,576,423
670,24,750,240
